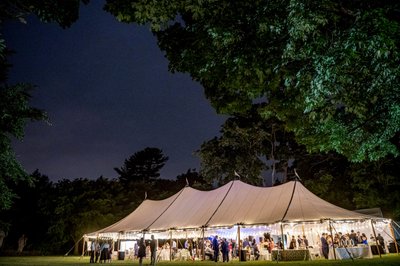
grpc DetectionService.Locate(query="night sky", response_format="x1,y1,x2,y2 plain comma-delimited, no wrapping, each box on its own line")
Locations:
4,1,225,181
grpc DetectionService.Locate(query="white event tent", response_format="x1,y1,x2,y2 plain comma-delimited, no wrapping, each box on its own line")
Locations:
85,180,395,251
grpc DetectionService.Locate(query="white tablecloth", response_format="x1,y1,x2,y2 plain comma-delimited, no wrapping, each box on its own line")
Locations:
176,249,191,261
328,246,373,260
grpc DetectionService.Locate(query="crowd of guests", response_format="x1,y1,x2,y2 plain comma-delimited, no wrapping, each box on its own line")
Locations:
317,230,385,259
288,235,309,249
89,240,113,263
203,232,284,262
89,230,387,263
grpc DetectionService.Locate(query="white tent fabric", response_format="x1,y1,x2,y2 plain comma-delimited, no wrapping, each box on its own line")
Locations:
354,208,384,218
89,180,379,237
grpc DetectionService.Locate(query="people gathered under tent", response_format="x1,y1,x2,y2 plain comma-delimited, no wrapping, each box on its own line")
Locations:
220,238,230,262
99,241,108,263
89,240,100,263
93,228,383,263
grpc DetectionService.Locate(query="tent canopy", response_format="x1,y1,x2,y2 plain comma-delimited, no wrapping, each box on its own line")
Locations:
91,180,377,236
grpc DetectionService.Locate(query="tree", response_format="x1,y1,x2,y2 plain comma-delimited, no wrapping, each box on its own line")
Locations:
198,108,303,186
350,157,400,220
0,0,90,28
114,147,169,184
48,177,120,254
0,84,46,211
0,170,54,253
0,0,89,211
175,168,210,189
105,0,400,162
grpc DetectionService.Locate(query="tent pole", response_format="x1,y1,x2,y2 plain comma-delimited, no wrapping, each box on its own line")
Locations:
201,227,205,261
117,232,121,254
370,219,381,258
389,221,399,255
170,230,172,261
328,220,336,260
81,237,85,257
237,225,241,261
280,222,285,250
279,180,297,251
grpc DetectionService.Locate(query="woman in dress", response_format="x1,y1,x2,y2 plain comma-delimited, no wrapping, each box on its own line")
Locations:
138,238,146,266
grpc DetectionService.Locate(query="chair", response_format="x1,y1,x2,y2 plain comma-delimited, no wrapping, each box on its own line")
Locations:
180,249,190,261
309,246,321,260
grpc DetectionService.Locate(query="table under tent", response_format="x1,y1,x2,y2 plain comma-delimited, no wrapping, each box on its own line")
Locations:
84,180,398,261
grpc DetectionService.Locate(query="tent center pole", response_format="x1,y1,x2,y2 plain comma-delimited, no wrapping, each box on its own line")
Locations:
280,222,285,251
237,225,241,261
370,219,381,258
389,221,399,255
201,227,205,261
169,230,172,261
81,237,85,257
328,220,336,260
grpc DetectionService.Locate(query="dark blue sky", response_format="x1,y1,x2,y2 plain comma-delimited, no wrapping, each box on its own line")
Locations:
4,1,225,181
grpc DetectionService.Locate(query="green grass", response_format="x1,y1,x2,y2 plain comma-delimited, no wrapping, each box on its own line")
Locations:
0,255,400,266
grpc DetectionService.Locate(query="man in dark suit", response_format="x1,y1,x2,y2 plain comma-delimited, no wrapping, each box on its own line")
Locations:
320,233,329,259
212,235,219,262
150,235,157,266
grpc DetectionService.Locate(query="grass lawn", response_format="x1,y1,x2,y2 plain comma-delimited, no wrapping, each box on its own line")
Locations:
0,255,400,266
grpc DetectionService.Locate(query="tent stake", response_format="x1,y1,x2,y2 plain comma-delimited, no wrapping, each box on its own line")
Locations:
370,219,381,258
389,221,399,255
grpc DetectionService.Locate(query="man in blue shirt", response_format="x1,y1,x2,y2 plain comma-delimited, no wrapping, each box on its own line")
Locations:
212,235,219,262
320,233,329,259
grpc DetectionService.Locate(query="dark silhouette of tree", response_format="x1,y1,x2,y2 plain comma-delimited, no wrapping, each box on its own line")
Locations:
105,0,400,162
0,0,89,211
198,108,302,186
0,0,90,28
114,147,169,184
0,84,46,211
47,176,122,255
0,170,53,253
176,169,210,189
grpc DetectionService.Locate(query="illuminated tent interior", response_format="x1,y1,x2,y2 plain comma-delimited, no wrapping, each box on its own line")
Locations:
85,180,393,250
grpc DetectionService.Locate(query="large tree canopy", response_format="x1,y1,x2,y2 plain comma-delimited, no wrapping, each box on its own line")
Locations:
0,0,89,28
105,0,400,162
0,84,46,211
114,147,169,184
198,108,300,186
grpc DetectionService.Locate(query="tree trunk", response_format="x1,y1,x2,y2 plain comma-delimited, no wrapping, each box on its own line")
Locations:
74,239,80,255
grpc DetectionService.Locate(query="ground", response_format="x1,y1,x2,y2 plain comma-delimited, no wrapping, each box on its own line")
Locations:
0,255,400,266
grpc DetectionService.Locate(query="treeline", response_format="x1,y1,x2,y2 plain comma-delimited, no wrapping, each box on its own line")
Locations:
1,144,400,256
0,148,209,255
0,172,208,255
